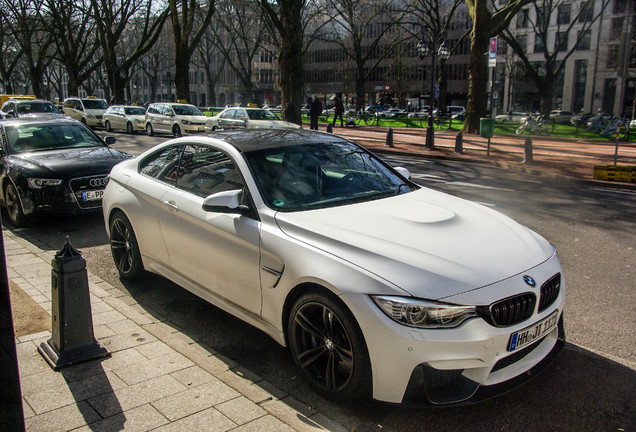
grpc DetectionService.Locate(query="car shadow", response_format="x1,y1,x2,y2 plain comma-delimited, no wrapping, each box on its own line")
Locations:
115,275,635,432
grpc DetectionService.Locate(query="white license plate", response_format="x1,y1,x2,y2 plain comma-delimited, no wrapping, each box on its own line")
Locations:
508,310,559,352
82,190,104,201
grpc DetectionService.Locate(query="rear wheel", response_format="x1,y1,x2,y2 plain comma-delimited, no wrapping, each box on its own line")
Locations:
146,123,154,136
172,124,181,137
109,211,144,280
4,183,27,228
288,291,371,400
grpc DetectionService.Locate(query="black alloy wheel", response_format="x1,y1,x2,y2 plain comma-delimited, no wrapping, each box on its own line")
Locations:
109,211,144,280
4,183,27,228
288,291,371,400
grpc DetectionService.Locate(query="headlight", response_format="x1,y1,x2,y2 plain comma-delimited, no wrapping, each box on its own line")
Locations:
134,119,142,124
371,295,477,328
27,178,63,189
181,119,192,125
87,114,96,119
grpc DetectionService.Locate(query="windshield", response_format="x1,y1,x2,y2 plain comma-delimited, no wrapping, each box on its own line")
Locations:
172,105,203,116
247,109,280,121
17,102,59,114
245,141,416,211
82,99,108,110
4,123,104,154
125,107,146,115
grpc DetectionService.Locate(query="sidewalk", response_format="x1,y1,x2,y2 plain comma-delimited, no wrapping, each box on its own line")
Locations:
331,125,636,186
6,230,346,432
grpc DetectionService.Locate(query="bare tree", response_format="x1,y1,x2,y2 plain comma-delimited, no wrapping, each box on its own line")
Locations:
91,0,169,103
2,0,54,97
210,0,269,106
323,0,411,110
259,0,304,122
193,24,226,107
39,0,102,97
0,10,24,93
463,0,533,133
501,0,611,116
168,0,215,102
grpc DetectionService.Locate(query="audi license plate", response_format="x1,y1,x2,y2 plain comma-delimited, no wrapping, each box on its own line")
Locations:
508,310,559,352
82,190,104,201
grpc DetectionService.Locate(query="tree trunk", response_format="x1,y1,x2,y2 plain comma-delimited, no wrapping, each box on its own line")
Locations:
174,55,190,102
464,30,490,133
277,0,303,124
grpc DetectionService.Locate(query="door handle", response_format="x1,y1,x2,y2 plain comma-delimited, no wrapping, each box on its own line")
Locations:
163,200,179,211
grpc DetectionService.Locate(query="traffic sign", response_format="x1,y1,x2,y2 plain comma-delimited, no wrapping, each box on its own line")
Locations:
489,37,497,68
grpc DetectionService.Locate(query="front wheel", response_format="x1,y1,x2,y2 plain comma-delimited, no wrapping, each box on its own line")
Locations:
172,124,181,137
4,183,27,228
516,123,527,135
288,291,371,400
126,122,134,134
105,120,112,132
146,123,154,136
109,211,144,280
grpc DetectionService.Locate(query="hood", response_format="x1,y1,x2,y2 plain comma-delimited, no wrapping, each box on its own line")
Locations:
248,120,301,129
275,188,553,299
178,115,208,123
8,146,131,178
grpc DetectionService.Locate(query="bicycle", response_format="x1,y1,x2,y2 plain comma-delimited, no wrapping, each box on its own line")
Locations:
352,109,377,126
516,114,553,135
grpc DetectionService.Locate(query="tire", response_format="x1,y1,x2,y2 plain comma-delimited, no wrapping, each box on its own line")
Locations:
4,182,27,228
172,124,181,137
288,291,371,400
516,123,527,135
105,120,112,132
146,123,154,136
126,122,134,134
109,211,144,280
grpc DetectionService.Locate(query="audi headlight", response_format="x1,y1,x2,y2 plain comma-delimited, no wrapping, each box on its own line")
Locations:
371,295,477,328
27,178,63,189
181,119,192,125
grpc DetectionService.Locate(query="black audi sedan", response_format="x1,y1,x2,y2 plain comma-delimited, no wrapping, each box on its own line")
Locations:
0,117,132,227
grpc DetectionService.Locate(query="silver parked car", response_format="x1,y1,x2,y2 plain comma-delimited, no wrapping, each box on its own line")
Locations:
103,105,147,134
103,129,565,405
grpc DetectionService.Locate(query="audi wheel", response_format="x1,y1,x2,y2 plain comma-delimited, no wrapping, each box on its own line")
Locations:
4,182,27,228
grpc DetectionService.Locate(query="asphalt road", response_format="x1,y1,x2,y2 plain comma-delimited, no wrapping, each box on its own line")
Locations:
6,131,635,432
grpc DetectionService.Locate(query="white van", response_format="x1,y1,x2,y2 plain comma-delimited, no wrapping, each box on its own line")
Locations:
63,97,109,127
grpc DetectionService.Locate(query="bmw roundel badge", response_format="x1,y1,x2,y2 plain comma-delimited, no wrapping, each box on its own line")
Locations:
523,275,536,287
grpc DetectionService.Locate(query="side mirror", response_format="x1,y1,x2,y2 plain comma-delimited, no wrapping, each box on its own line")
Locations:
202,189,250,215
104,136,116,145
394,166,411,180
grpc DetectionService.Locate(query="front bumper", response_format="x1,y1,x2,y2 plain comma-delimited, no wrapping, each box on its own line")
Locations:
343,254,566,405
17,180,106,216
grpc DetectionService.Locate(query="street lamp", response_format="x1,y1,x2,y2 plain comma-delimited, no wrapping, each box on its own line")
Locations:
417,35,450,150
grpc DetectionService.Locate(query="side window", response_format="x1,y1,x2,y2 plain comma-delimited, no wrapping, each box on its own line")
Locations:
175,145,244,198
148,105,158,115
139,145,183,185
221,109,234,119
235,109,248,120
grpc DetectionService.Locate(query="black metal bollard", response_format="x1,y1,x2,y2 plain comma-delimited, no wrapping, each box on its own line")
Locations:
386,127,394,147
454,132,463,153
38,237,109,370
327,123,333,133
523,137,533,163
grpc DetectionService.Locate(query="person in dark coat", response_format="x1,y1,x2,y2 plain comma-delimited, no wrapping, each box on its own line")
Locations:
309,96,322,130
332,97,344,127
284,99,298,124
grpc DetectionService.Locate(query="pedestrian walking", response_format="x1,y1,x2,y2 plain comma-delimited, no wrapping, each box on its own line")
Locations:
309,96,322,130
332,97,344,127
284,99,298,125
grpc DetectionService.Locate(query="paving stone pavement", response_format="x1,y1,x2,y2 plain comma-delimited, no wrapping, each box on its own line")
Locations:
5,230,347,432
